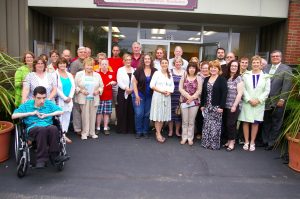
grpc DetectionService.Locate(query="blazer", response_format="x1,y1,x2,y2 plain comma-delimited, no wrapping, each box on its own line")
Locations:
263,63,292,108
117,66,135,90
74,71,104,106
201,76,228,109
238,70,270,122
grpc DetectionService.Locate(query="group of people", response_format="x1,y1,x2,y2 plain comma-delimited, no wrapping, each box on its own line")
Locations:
13,42,292,160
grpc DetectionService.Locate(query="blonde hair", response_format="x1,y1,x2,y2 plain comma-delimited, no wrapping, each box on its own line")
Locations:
173,56,183,66
83,57,95,66
251,55,262,64
209,60,222,75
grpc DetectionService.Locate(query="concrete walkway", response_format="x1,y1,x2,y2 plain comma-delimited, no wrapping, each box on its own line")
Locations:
0,131,299,199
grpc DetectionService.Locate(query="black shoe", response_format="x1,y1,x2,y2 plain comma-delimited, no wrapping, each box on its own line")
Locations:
55,155,70,164
144,134,149,139
135,134,142,139
264,145,274,151
35,161,46,169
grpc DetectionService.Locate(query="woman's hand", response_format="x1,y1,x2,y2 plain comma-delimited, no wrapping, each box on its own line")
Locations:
164,91,171,97
125,88,133,95
230,106,236,113
217,108,223,113
64,97,72,103
93,90,100,96
81,89,89,96
201,107,205,112
249,99,260,107
135,95,141,106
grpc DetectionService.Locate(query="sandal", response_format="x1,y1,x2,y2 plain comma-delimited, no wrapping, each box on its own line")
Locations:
243,143,249,151
222,142,229,148
64,135,72,144
226,145,235,152
168,132,173,137
249,144,255,152
156,135,166,143
188,140,193,146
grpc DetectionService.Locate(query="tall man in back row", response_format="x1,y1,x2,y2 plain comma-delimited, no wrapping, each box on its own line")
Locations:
12,86,70,168
263,50,292,150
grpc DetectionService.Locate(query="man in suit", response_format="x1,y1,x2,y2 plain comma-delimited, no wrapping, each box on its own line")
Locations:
263,50,292,150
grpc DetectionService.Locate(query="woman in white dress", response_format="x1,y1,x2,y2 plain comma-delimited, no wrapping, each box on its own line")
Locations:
150,58,174,143
56,57,75,143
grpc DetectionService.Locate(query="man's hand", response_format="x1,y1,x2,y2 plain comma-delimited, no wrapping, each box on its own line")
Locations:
277,99,285,108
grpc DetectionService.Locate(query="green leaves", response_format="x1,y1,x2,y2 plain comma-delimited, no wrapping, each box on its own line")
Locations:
0,52,22,116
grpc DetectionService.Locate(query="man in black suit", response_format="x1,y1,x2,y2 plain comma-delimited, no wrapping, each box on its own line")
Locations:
263,50,293,150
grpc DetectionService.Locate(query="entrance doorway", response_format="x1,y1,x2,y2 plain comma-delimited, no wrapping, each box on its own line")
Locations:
139,40,220,62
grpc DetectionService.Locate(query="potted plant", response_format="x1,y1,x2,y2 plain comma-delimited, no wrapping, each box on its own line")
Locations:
0,52,21,162
276,60,300,172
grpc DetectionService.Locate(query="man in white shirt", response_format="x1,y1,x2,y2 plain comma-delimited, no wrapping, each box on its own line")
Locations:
168,46,188,70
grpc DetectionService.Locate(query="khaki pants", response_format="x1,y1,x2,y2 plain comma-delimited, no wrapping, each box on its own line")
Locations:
72,102,82,132
80,100,97,137
181,106,199,142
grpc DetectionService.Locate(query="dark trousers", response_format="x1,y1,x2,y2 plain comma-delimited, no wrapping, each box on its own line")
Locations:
28,125,60,163
223,108,240,140
195,108,204,135
263,107,285,146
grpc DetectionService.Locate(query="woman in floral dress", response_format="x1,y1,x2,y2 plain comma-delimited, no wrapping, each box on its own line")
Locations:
201,60,228,150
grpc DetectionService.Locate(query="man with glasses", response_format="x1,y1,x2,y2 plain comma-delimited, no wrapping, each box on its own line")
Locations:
263,50,292,150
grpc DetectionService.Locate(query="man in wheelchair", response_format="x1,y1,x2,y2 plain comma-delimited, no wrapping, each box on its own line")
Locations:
12,86,70,169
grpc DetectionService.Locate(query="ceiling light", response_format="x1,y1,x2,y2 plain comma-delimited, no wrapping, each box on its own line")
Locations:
151,29,166,35
112,27,120,33
101,26,120,33
101,26,109,32
151,36,163,39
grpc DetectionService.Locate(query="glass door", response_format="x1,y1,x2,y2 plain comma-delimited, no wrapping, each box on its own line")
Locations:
199,42,220,61
139,40,169,59
169,42,201,62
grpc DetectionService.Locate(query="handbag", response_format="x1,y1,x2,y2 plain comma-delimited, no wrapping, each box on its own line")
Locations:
175,95,183,116
175,102,181,116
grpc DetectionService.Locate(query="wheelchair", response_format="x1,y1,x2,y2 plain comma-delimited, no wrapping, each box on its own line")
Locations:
14,116,69,178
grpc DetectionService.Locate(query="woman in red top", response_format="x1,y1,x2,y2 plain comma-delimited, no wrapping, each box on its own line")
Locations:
96,59,117,135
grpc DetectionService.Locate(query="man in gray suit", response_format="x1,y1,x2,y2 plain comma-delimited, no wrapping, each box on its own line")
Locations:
263,50,293,150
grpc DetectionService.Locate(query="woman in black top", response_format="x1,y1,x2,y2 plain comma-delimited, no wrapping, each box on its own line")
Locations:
132,54,157,138
201,60,228,150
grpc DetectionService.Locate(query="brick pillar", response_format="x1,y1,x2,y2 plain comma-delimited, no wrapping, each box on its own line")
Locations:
284,0,300,65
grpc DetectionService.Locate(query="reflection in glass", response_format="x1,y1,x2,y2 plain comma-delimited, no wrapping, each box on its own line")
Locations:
83,21,108,57
141,23,201,41
232,28,257,59
204,26,229,53
54,19,79,56
111,22,138,55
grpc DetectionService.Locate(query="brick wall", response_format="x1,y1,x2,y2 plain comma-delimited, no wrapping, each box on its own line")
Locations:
284,0,300,65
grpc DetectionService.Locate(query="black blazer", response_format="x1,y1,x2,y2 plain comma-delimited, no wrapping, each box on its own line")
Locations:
201,76,228,109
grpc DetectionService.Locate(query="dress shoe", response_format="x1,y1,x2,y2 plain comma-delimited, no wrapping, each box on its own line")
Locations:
135,134,142,139
264,145,274,151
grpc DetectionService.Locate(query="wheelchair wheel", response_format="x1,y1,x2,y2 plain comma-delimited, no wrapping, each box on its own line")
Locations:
56,137,67,171
17,148,29,178
14,124,22,163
